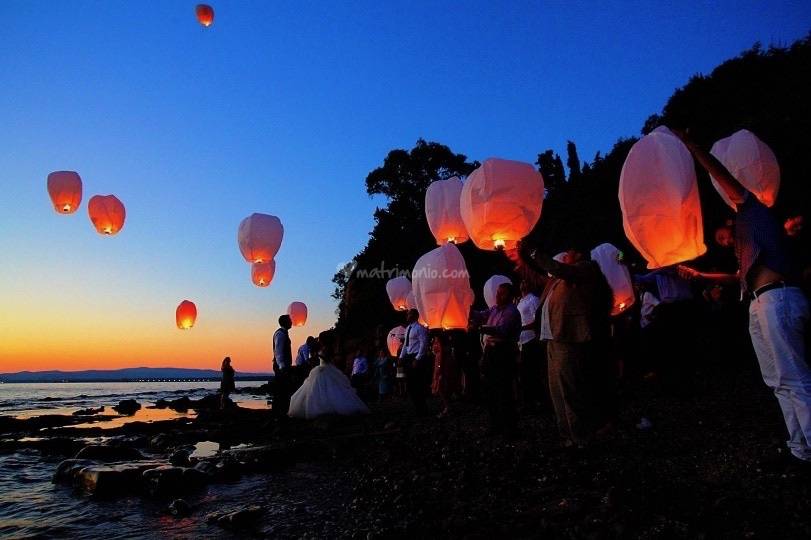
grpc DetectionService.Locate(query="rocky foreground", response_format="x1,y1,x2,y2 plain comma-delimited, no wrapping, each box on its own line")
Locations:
2,363,811,538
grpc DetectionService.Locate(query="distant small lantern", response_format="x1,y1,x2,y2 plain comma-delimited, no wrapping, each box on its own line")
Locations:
460,158,544,251
590,243,635,316
619,126,706,269
251,260,276,287
176,300,197,330
425,176,469,245
483,275,512,308
412,243,474,330
385,276,413,311
287,301,308,327
47,171,82,214
387,325,406,357
88,194,126,235
196,4,214,27
238,213,284,264
710,129,780,209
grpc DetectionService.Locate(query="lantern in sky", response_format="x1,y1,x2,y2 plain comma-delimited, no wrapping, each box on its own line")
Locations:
710,129,780,209
88,194,126,235
619,126,706,269
238,213,284,264
483,275,512,308
386,276,413,311
460,158,544,251
387,325,406,357
176,300,197,330
196,4,214,27
425,176,469,245
251,260,275,287
287,301,308,327
405,291,417,311
412,243,474,330
590,243,635,316
47,171,82,214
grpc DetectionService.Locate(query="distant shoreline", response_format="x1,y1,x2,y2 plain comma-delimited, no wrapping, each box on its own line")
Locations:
0,377,272,384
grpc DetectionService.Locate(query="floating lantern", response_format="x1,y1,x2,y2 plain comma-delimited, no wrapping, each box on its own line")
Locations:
425,176,469,245
483,275,512,308
619,126,706,269
412,243,474,330
47,171,82,214
460,158,544,251
88,194,126,235
385,276,413,311
405,291,417,311
387,326,406,357
176,300,197,330
237,213,284,264
196,4,214,27
590,243,635,316
710,129,780,209
287,301,308,327
251,260,276,287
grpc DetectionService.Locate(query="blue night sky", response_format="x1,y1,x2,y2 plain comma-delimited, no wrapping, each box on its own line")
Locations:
1,1,809,372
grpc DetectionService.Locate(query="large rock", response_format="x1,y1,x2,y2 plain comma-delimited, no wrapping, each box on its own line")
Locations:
74,444,144,462
113,400,141,415
53,459,163,497
142,465,208,497
73,406,105,416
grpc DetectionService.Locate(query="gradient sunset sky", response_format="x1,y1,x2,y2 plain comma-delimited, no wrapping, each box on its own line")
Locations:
1,1,809,374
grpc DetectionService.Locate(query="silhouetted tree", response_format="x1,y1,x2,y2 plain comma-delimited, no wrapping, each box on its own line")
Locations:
566,140,582,181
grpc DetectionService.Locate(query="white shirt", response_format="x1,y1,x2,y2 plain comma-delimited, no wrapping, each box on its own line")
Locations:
295,343,310,367
640,291,661,329
517,293,541,345
399,322,428,360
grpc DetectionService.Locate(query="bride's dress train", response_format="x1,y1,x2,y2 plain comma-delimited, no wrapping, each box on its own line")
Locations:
288,360,370,419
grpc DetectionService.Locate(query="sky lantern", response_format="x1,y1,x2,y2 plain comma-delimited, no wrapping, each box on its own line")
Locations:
196,4,214,27
386,276,413,311
460,158,544,251
287,301,308,326
483,275,512,308
619,126,706,269
176,300,197,330
387,325,406,357
251,260,275,287
238,213,284,264
425,176,469,245
590,243,635,316
710,129,780,209
412,243,474,330
405,291,417,311
47,171,82,214
88,194,126,235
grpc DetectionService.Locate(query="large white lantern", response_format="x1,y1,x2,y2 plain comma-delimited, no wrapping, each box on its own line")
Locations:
237,213,284,264
710,129,780,209
590,243,635,316
412,243,474,330
460,158,544,251
425,176,469,245
386,325,406,357
385,276,413,311
483,275,512,308
619,126,706,269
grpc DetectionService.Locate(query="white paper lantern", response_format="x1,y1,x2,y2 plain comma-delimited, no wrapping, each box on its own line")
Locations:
590,243,635,315
619,126,706,269
483,275,512,308
386,325,406,357
412,243,474,330
425,176,469,245
385,276,413,311
237,213,284,264
710,129,780,209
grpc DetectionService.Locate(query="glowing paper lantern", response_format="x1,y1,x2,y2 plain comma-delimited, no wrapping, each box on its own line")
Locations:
412,243,474,330
483,275,512,308
425,176,469,245
386,276,413,311
176,300,197,330
287,301,308,327
710,129,780,209
590,243,635,316
47,171,82,214
460,158,544,251
238,213,284,264
405,291,417,310
387,326,406,357
88,195,126,235
196,4,214,27
619,126,706,269
251,260,276,287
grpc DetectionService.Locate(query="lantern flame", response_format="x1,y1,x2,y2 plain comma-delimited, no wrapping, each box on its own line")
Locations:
62,204,71,212
493,239,506,249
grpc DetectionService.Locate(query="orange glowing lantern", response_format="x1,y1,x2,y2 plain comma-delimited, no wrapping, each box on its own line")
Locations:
88,194,126,235
619,126,706,269
196,4,214,27
483,275,512,308
425,176,469,245
460,158,544,251
176,300,197,330
710,129,780,209
47,171,82,214
412,243,474,330
386,276,413,311
251,260,276,287
238,213,284,264
287,301,308,326
387,326,406,357
590,243,635,316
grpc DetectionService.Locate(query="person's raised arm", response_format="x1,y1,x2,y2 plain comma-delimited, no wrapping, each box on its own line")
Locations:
677,264,739,284
671,129,746,205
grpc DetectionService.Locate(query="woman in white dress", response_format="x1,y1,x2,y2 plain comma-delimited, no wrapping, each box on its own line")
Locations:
288,331,369,419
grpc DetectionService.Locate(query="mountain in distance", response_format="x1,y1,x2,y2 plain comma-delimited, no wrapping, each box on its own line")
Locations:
0,367,272,383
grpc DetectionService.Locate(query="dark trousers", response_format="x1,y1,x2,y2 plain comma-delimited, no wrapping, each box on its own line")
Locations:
481,342,518,432
405,356,432,415
547,341,592,444
519,340,547,409
272,366,292,418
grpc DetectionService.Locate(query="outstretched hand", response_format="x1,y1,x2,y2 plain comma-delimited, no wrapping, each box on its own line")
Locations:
677,264,699,281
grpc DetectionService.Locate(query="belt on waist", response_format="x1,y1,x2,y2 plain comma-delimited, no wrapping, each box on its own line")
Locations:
750,281,787,300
